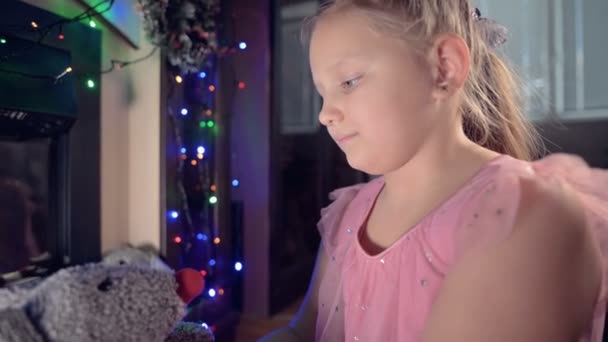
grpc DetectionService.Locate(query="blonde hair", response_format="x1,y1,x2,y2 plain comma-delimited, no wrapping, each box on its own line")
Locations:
303,0,544,160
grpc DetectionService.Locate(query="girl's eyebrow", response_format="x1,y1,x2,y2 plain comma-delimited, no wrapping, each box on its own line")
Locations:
312,54,369,92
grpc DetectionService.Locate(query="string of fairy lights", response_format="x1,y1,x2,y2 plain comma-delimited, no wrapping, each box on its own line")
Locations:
166,48,246,308
0,0,127,87
132,0,248,315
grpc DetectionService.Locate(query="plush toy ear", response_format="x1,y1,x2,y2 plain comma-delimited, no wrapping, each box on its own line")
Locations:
175,268,205,304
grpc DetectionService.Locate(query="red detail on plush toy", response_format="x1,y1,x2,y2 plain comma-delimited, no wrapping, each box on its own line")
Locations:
175,268,205,304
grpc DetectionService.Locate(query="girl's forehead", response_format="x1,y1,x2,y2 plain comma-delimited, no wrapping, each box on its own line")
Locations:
310,18,385,60
310,12,417,57
310,20,415,68
312,10,377,37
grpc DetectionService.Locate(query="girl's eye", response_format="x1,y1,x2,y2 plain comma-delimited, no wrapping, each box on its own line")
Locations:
341,76,362,91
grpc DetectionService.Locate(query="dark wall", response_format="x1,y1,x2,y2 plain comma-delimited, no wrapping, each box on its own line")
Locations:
538,119,608,168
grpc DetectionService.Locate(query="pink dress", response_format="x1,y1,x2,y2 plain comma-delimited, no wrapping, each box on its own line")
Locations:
315,153,608,341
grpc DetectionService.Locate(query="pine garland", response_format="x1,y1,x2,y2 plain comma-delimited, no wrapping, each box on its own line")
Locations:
137,0,220,73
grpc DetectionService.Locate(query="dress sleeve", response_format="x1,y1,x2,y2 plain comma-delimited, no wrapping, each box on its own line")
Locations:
317,183,365,254
531,154,608,303
452,153,608,303
316,183,365,342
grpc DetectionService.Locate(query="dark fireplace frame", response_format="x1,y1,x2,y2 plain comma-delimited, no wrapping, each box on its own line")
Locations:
1,0,102,276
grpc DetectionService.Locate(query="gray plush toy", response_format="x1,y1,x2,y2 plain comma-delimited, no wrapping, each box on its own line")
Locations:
0,246,214,342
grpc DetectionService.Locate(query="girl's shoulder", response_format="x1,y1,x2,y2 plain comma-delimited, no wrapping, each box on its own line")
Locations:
439,153,608,296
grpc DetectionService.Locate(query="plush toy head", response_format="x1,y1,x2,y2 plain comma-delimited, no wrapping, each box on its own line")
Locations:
25,264,186,342
0,246,214,342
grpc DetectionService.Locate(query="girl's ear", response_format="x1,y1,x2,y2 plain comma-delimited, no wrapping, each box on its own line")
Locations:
428,33,471,99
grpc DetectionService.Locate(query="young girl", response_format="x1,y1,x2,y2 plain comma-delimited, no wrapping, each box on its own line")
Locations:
262,0,608,341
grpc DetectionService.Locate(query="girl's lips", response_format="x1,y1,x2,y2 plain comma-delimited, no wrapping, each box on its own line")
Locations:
335,133,358,144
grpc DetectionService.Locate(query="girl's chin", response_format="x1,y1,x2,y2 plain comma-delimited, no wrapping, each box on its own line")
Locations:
345,154,385,176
